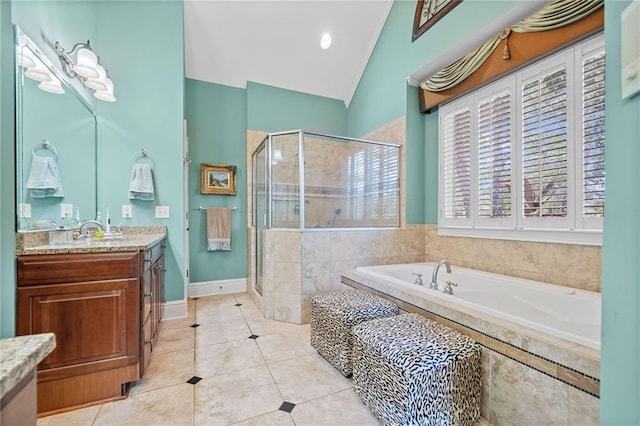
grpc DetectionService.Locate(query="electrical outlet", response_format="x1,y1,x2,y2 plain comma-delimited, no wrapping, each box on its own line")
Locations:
19,203,31,218
60,203,73,219
155,206,170,218
122,204,133,219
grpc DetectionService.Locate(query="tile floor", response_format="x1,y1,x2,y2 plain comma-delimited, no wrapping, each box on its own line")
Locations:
37,293,382,426
37,293,490,426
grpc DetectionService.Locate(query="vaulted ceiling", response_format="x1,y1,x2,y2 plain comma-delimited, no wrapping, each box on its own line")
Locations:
183,0,393,106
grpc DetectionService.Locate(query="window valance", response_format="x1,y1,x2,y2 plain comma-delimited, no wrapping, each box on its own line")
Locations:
420,0,603,94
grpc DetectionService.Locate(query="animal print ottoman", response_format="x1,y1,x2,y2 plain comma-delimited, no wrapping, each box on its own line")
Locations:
310,288,398,377
352,313,481,426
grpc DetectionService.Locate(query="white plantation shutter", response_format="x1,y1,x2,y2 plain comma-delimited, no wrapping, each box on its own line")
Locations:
581,48,605,220
441,105,472,223
438,33,604,244
477,89,513,221
521,65,569,220
366,146,381,219
382,146,399,219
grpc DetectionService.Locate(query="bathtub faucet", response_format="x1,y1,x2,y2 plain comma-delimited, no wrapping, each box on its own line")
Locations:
430,259,452,290
443,280,458,295
411,273,424,286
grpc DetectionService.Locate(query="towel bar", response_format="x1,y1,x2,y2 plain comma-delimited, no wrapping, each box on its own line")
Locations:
197,206,238,212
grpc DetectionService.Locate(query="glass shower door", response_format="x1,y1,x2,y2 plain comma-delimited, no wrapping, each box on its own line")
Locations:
253,139,267,295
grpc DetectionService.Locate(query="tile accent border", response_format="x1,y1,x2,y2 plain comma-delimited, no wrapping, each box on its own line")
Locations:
341,277,599,397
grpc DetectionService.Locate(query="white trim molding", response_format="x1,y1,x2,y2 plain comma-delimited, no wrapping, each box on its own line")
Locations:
162,299,189,320
188,278,247,298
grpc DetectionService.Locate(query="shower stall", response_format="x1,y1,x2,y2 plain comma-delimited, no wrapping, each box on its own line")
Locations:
250,130,401,323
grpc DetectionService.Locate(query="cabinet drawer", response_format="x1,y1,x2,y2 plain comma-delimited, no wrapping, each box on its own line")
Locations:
17,252,139,286
142,243,164,270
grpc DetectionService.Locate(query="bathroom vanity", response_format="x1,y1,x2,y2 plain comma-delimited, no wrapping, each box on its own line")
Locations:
15,227,165,415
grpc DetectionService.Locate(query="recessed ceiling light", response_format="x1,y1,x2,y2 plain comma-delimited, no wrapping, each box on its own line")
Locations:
320,33,332,50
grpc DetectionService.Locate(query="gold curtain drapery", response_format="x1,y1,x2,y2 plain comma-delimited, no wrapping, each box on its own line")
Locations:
419,0,603,93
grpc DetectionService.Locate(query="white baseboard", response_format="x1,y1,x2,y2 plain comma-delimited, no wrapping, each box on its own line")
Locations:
162,299,188,320
188,278,247,298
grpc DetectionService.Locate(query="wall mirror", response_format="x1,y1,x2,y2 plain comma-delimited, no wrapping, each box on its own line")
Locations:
15,26,98,231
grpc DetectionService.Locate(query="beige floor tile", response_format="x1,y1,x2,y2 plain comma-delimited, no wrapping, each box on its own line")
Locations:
269,353,353,404
233,292,257,306
130,348,195,395
37,404,101,426
230,410,295,426
197,304,246,324
255,331,316,364
153,326,195,354
94,383,194,426
196,339,265,378
196,318,252,346
245,317,309,336
194,366,283,425
290,389,380,426
160,315,198,332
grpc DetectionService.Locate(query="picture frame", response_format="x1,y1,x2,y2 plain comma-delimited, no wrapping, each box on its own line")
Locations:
200,163,237,195
412,0,462,42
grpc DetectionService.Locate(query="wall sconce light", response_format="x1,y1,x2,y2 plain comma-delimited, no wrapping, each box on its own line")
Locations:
55,40,116,102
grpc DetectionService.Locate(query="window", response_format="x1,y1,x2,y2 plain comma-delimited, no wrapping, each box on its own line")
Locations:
438,33,604,245
345,144,399,223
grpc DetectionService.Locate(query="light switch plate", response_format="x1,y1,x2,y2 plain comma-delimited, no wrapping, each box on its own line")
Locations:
60,203,73,219
19,203,31,218
155,206,170,218
122,204,133,219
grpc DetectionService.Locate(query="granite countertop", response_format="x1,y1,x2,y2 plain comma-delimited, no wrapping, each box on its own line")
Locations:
0,333,55,399
16,226,166,255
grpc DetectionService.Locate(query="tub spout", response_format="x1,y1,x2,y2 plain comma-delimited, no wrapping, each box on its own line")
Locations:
430,259,452,290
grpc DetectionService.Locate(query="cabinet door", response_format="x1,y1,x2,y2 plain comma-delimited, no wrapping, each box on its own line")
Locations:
17,278,139,376
151,254,165,340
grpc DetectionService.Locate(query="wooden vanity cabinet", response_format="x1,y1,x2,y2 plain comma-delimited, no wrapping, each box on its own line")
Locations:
16,242,165,415
139,242,165,376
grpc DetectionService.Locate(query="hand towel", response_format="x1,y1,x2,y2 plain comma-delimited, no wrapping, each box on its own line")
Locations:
207,208,232,251
129,163,155,201
25,155,64,198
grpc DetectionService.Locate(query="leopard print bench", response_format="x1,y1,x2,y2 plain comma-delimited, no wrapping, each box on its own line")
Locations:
352,313,481,426
310,288,398,377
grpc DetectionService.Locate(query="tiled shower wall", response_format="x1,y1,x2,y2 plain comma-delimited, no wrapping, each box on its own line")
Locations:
260,227,425,323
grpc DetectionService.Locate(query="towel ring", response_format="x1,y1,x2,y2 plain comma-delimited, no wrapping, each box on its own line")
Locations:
32,140,57,160
131,148,155,169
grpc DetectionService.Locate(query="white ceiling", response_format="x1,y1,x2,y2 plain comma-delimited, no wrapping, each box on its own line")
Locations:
183,0,393,106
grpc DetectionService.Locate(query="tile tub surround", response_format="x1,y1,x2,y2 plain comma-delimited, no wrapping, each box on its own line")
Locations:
257,227,425,324
340,273,600,422
425,224,602,293
0,333,55,400
16,226,167,255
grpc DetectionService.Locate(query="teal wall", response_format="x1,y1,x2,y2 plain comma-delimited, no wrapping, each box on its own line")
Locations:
347,0,525,225
96,1,185,301
1,0,16,338
601,1,640,423
247,81,347,135
9,1,186,303
185,79,247,282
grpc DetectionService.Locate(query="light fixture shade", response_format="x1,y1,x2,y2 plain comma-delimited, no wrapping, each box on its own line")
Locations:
17,47,36,68
38,77,65,94
24,61,53,82
94,77,116,102
84,64,107,91
72,47,99,79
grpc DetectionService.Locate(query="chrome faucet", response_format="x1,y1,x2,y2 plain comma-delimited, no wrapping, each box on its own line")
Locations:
79,220,105,238
443,280,458,295
430,259,452,290
412,272,424,286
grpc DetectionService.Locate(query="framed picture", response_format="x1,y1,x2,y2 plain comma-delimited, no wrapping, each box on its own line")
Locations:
412,0,462,42
200,163,237,195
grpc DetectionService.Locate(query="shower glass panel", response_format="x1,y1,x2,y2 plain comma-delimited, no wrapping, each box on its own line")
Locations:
253,130,401,230
253,140,267,295
271,132,301,228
